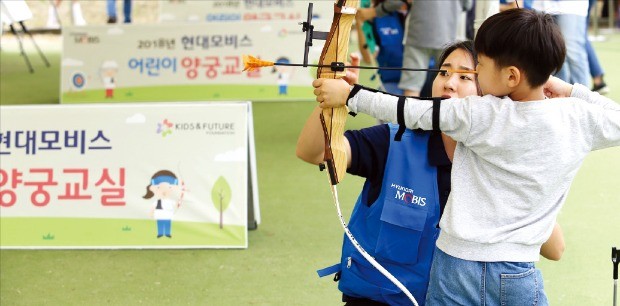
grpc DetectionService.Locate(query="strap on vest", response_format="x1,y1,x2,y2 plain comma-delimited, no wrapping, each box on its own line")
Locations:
394,96,406,141
346,84,383,116
427,98,445,165
317,263,341,278
347,84,363,117
432,98,441,132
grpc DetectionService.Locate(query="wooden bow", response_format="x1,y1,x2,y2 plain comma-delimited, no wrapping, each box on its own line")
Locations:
315,0,358,186
311,4,420,304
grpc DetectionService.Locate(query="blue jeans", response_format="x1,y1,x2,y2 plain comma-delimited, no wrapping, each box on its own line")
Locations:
425,247,548,306
586,41,603,78
107,0,132,23
586,0,604,78
553,14,590,87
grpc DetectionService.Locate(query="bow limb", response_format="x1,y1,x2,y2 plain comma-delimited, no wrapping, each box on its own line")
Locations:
317,0,359,186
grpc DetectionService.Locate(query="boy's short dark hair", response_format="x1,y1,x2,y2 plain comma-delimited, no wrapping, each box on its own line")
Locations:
474,9,565,87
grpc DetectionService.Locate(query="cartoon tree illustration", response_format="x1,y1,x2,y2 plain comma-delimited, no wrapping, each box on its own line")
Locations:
211,176,232,229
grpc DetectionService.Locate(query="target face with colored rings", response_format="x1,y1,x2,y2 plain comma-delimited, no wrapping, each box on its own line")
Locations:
72,73,86,89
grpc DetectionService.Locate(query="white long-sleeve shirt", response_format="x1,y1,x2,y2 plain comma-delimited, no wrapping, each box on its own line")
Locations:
347,84,620,262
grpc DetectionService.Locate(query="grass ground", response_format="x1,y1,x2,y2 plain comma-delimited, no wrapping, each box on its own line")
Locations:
1,31,620,305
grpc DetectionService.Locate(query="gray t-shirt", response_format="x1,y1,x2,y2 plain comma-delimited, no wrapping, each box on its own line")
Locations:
405,0,469,49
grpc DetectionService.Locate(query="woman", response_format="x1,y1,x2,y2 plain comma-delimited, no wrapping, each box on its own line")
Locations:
296,40,564,306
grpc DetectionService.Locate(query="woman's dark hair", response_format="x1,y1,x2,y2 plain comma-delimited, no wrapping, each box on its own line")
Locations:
474,9,565,87
437,40,482,96
142,170,177,199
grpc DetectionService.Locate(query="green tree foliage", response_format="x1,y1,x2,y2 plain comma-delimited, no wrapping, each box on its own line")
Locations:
211,176,232,229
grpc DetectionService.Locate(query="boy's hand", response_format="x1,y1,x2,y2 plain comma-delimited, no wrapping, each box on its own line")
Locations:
343,53,361,85
312,78,351,108
543,76,573,98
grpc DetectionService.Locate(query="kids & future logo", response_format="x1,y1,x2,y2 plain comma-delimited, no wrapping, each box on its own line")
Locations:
156,119,174,137
156,119,235,137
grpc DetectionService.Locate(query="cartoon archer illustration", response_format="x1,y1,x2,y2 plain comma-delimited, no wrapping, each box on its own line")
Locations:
272,57,294,95
142,170,183,238
100,60,118,99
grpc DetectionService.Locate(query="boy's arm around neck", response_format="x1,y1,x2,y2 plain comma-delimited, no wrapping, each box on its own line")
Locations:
347,87,474,142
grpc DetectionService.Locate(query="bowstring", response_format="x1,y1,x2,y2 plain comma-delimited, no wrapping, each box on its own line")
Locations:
325,171,419,306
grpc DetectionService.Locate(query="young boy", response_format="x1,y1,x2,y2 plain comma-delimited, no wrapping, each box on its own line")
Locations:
312,9,620,305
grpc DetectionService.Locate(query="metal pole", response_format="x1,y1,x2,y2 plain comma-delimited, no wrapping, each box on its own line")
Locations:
9,24,34,73
613,247,618,306
614,279,617,306
20,21,50,67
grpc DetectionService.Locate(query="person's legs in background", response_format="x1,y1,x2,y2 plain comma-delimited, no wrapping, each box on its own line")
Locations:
122,0,132,23
398,46,431,97
70,0,86,26
553,14,590,88
587,0,609,94
419,59,435,98
47,0,61,29
617,3,620,28
107,0,117,24
586,41,608,93
47,0,86,28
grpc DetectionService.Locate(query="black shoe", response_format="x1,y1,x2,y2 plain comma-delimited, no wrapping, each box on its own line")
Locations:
157,235,163,238
107,16,117,24
166,235,171,238
592,82,609,95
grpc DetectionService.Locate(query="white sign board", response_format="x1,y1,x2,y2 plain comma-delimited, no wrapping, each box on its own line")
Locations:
0,102,258,249
61,22,330,103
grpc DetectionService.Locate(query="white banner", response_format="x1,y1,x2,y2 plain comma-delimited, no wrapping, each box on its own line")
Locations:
0,102,253,249
61,21,331,103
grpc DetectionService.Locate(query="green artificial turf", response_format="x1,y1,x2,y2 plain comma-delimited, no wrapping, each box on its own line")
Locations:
60,84,316,103
0,218,247,248
1,32,620,305
0,52,61,105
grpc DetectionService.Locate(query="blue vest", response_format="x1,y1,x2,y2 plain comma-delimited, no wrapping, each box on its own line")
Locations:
318,125,441,306
374,12,404,83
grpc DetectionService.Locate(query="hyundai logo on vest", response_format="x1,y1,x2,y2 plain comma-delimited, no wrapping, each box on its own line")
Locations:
391,183,427,207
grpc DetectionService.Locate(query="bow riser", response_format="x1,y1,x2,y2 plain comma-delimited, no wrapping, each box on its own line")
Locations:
318,0,359,185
